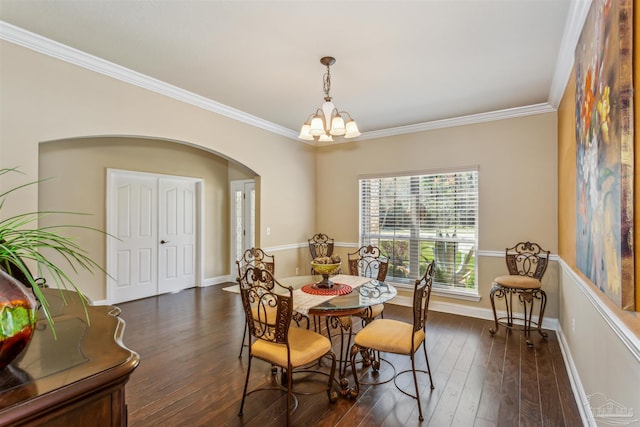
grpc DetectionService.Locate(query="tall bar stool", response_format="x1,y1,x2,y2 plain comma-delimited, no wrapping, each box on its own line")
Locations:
489,241,550,347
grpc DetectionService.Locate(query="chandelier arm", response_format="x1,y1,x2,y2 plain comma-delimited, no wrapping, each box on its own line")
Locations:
303,113,316,124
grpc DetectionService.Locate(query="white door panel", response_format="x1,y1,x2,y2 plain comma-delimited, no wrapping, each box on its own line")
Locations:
109,174,158,303
108,170,199,303
158,178,196,293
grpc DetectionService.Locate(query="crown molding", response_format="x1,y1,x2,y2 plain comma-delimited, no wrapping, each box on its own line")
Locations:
359,103,556,141
0,21,300,141
548,0,593,107
1,16,580,144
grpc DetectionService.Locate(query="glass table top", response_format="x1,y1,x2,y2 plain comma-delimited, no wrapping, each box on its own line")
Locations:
279,275,398,313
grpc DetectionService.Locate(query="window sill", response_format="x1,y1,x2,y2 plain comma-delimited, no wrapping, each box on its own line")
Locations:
390,281,481,302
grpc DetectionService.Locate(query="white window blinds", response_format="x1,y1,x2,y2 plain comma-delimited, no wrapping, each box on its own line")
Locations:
359,169,478,290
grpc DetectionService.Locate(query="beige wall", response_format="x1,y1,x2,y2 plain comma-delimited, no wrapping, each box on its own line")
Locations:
559,266,640,422
0,37,561,317
0,40,317,298
37,137,252,301
316,113,559,314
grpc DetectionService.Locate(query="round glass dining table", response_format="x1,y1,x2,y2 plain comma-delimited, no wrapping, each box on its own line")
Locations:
279,274,398,315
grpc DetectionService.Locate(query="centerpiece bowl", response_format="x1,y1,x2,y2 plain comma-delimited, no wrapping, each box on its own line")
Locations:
310,262,341,289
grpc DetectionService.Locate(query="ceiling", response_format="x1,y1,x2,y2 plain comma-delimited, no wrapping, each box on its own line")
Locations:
0,0,584,142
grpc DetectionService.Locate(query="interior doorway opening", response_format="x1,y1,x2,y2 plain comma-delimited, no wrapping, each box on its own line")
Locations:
230,180,255,275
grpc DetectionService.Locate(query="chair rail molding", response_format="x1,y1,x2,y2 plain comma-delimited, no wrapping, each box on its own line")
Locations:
557,257,640,363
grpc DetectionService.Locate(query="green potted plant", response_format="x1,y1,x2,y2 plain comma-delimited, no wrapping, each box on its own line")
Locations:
0,167,105,369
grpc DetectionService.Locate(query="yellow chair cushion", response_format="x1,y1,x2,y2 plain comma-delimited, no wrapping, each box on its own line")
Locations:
494,274,541,290
354,318,424,355
251,305,277,325
251,327,331,368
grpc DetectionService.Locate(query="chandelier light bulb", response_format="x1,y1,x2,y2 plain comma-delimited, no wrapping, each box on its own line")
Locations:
298,123,314,140
344,118,361,138
309,115,325,136
330,115,346,136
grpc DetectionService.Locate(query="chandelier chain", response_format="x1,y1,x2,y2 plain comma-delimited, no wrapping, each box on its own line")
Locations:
323,66,332,100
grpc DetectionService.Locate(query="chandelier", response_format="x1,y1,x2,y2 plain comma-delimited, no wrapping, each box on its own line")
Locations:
298,56,360,141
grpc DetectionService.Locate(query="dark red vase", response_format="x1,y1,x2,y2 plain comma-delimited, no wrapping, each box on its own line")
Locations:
0,269,38,370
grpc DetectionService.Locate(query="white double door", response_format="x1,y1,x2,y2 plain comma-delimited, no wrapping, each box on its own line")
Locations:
108,169,201,303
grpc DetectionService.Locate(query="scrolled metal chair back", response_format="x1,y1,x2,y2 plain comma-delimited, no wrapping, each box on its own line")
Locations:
413,260,435,334
236,247,275,282
505,241,550,280
237,266,292,345
308,233,334,259
348,244,389,281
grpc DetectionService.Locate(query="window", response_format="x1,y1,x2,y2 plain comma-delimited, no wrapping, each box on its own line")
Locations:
359,168,478,292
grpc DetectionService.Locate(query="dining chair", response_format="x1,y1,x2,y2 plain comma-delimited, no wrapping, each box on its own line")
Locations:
308,233,335,259
348,260,435,421
236,247,276,358
237,266,338,426
347,244,389,325
308,233,340,274
489,241,550,347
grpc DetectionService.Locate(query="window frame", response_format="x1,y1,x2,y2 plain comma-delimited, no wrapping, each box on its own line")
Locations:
358,166,479,297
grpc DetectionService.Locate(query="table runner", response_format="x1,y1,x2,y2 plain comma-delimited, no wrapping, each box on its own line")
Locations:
222,274,372,316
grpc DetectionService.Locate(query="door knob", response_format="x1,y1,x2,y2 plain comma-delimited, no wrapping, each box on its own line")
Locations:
160,240,170,244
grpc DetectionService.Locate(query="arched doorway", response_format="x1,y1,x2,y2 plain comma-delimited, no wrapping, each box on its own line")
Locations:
39,135,256,303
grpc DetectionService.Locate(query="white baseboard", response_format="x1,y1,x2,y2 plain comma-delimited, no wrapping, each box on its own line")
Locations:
202,275,233,287
556,325,594,426
388,295,558,331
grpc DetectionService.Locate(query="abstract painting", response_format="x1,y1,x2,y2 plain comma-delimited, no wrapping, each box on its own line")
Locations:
575,0,634,310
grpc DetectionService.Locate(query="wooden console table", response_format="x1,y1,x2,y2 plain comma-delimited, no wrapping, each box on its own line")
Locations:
0,289,139,426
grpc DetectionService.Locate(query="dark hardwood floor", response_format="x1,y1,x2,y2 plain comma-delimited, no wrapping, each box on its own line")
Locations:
117,285,582,427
